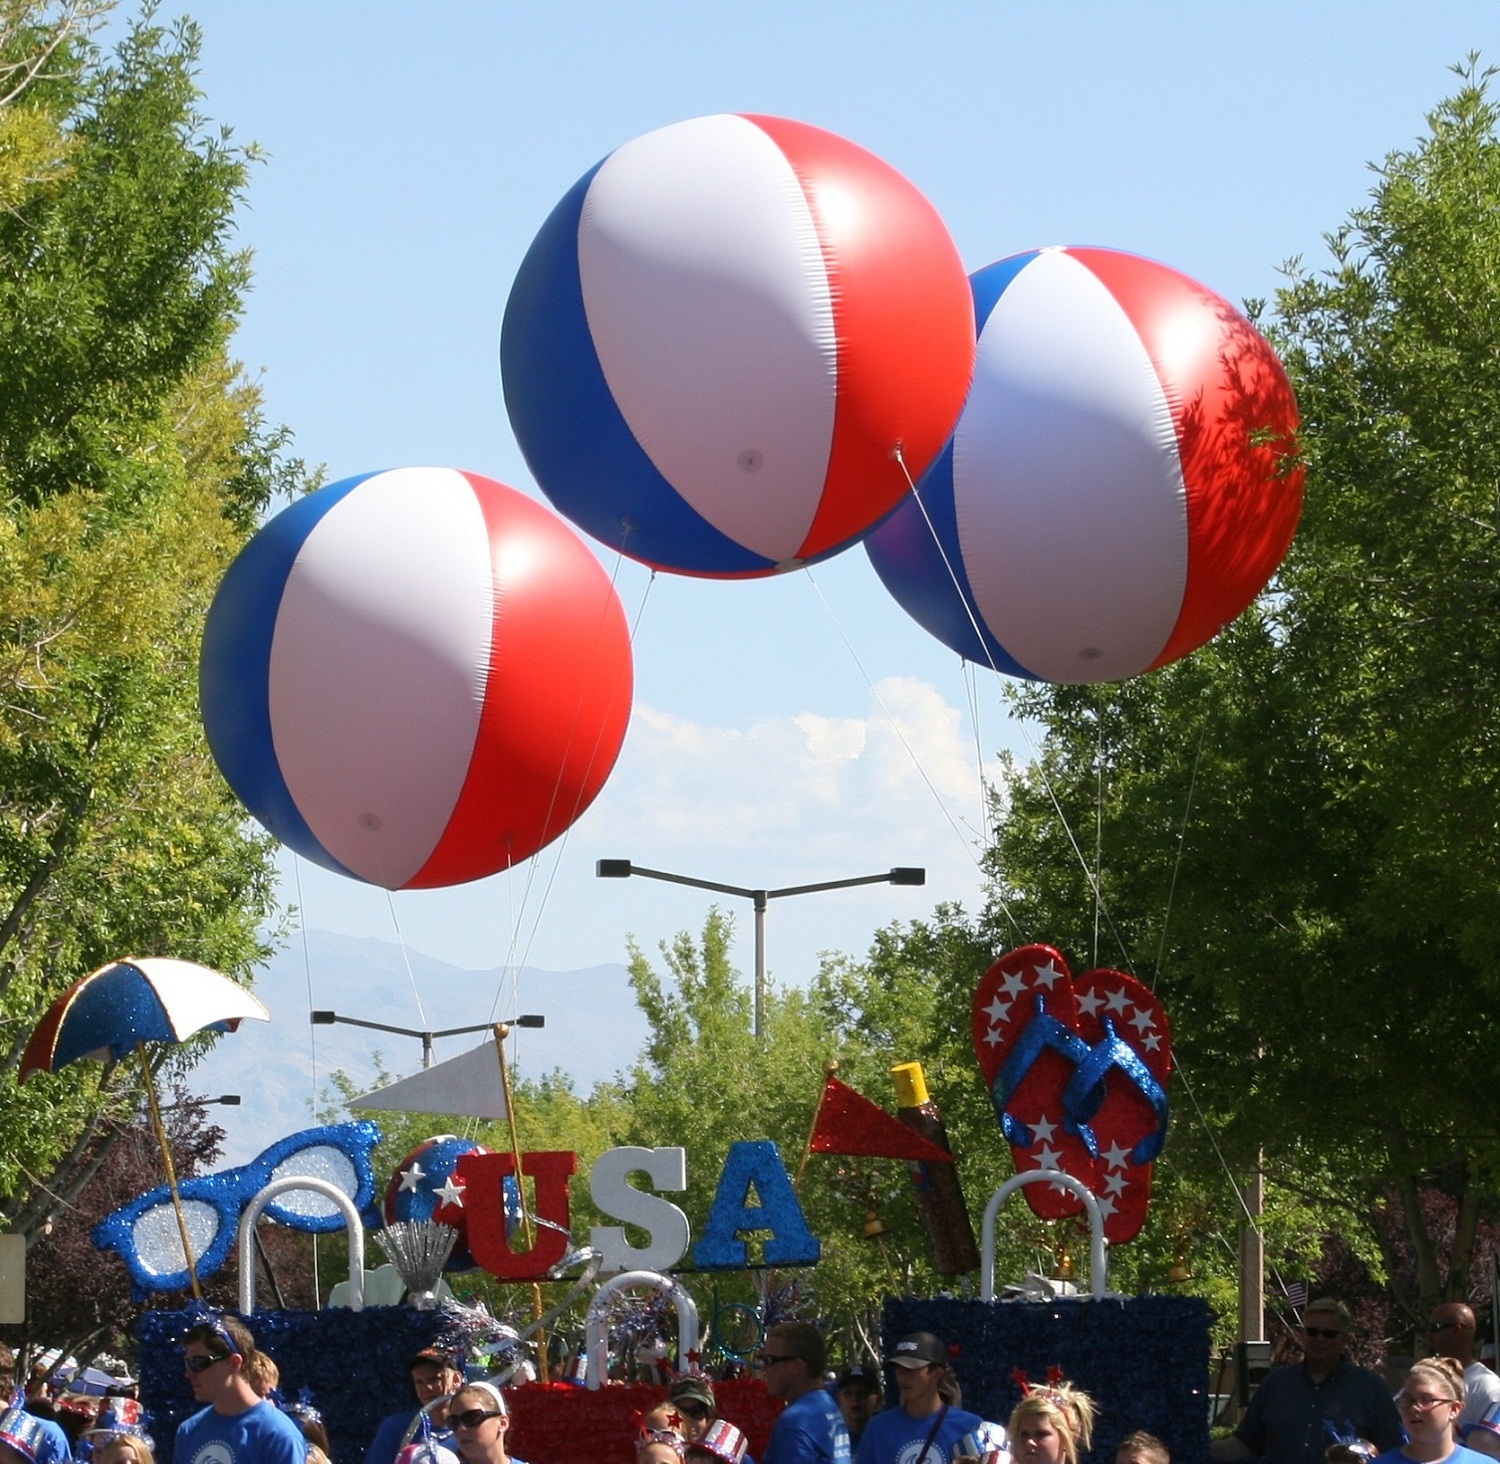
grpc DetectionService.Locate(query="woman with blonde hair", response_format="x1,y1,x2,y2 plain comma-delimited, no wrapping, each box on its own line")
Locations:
448,1383,527,1464
1007,1380,1096,1464
1379,1359,1490,1464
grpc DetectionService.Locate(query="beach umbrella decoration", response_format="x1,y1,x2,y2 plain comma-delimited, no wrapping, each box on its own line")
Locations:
20,957,270,1297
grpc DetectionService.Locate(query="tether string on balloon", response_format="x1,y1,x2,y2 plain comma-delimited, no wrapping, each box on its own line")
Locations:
482,555,656,1031
799,565,1022,943
385,890,429,1035
293,853,321,1302
889,444,1132,968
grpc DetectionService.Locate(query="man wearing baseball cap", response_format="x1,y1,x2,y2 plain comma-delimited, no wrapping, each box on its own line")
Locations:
855,1333,981,1464
363,1348,463,1464
835,1365,883,1451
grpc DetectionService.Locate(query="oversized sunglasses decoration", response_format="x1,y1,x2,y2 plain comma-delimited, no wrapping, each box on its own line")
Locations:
93,1121,380,1296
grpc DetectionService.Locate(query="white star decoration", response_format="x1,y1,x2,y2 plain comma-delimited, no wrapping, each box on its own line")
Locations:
1102,1171,1129,1197
1034,1145,1063,1171
1076,989,1104,1018
1103,987,1130,1016
1095,1195,1118,1219
1031,958,1065,989
434,1176,466,1209
983,1026,1004,1047
1030,1115,1057,1143
1101,1141,1132,1171
983,995,1012,1024
1000,970,1027,998
398,1161,426,1193
1141,1031,1162,1052
1128,1007,1156,1035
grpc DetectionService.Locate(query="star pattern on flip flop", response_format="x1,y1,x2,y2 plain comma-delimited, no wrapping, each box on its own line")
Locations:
1031,958,1066,989
983,994,1012,1024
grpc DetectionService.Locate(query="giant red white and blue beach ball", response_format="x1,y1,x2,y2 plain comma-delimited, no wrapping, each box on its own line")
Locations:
866,247,1304,683
501,113,975,578
385,1135,498,1272
199,467,634,889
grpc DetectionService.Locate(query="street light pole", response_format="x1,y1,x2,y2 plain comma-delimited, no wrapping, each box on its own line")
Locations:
596,860,925,1039
309,1011,545,1068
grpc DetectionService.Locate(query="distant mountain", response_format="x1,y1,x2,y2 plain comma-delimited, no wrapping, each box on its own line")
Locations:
186,929,646,1163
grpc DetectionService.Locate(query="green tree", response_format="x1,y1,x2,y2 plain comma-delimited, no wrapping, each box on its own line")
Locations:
0,4,309,1251
956,58,1500,1338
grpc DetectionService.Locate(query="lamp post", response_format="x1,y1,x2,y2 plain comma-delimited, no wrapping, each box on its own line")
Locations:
309,1011,545,1068
596,860,925,1039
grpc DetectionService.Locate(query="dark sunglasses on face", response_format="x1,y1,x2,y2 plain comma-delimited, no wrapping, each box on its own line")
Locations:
756,1354,795,1367
450,1411,505,1431
184,1353,229,1373
1301,1327,1344,1340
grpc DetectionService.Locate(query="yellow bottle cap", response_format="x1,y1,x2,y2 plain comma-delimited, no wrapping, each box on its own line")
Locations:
890,1061,929,1107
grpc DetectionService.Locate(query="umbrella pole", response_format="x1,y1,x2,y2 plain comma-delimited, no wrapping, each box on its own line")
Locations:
136,1042,201,1300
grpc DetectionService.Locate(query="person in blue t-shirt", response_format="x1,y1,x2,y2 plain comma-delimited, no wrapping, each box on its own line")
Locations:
175,1315,306,1464
760,1323,851,1464
364,1348,465,1464
854,1333,980,1464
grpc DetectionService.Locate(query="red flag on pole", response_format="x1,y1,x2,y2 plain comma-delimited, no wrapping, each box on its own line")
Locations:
808,1074,953,1162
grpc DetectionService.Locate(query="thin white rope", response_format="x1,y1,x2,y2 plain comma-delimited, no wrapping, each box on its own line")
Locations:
384,889,428,1032
1093,698,1104,969
800,567,1022,941
887,447,1128,960
963,660,997,853
482,561,658,1028
1149,721,1208,992
293,853,319,1122
293,852,321,1303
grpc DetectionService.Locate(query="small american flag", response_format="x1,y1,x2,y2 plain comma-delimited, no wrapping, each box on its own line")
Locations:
1284,1281,1310,1311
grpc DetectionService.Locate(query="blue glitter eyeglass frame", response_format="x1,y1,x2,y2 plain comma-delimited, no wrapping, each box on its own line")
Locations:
93,1120,380,1296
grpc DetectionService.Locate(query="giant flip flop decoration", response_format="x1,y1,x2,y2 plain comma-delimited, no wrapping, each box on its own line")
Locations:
971,944,1172,1243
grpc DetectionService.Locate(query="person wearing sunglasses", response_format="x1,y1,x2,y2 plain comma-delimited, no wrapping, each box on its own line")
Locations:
666,1378,756,1463
759,1323,851,1464
1212,1299,1402,1464
177,1316,307,1464
448,1384,527,1464
1427,1305,1500,1460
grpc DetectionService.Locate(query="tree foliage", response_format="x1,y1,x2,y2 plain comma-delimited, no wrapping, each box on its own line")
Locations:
0,2,308,1247
948,58,1500,1337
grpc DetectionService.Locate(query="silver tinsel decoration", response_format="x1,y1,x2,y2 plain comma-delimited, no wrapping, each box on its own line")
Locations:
374,1221,459,1309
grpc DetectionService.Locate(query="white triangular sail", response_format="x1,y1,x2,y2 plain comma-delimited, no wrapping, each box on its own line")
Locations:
350,1041,507,1118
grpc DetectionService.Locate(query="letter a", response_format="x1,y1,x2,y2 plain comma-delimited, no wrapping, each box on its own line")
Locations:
692,1140,820,1270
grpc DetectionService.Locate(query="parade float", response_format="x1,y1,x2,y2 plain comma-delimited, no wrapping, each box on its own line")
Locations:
13,107,1302,1464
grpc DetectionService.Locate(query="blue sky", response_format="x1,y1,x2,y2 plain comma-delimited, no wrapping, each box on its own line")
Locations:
160,2,1497,1044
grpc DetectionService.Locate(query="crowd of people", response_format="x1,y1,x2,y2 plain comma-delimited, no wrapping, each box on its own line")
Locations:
3,1293,1500,1464
626,1325,1137,1464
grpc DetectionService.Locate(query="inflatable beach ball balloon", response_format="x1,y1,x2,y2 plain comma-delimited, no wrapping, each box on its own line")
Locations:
200,467,633,889
502,113,975,578
866,247,1304,684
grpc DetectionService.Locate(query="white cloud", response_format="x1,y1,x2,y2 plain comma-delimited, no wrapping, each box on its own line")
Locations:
590,676,1007,882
